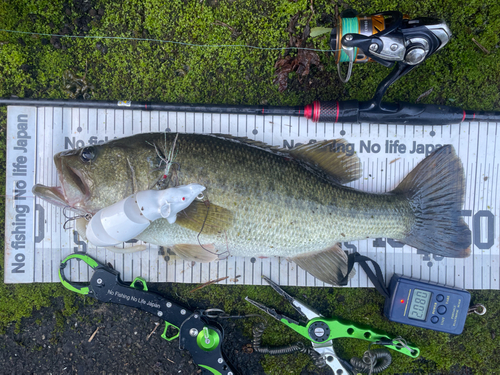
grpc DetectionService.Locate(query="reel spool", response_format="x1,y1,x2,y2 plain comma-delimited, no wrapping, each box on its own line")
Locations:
331,13,390,65
330,10,451,83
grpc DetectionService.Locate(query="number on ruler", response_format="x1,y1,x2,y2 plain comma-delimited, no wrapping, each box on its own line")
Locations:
342,242,357,252
73,230,87,253
372,238,405,248
374,210,495,253
462,210,495,249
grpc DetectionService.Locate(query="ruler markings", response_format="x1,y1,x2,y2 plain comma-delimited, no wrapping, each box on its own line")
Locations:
494,123,499,289
36,107,43,282
487,123,497,288
40,108,47,282
5,107,499,288
471,123,481,288
51,107,59,283
495,162,500,289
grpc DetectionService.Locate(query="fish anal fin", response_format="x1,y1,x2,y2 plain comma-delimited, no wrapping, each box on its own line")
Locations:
106,244,148,253
171,243,218,263
288,139,361,184
288,243,355,285
176,201,234,235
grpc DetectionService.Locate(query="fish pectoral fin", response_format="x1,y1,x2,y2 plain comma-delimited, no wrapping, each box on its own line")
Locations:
288,244,355,285
176,201,234,235
288,139,362,184
171,243,218,263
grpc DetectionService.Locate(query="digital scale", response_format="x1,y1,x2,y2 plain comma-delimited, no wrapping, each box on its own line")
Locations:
384,274,471,334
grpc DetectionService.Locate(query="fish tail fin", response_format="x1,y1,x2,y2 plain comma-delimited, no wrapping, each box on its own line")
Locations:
393,145,471,258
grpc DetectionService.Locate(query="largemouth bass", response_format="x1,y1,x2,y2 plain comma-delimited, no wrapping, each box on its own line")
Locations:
33,133,471,285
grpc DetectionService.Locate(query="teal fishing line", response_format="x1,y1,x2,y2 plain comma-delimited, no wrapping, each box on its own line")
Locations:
0,28,340,53
339,17,358,62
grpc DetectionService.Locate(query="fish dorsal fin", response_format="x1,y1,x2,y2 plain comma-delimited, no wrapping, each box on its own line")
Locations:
209,134,282,152
288,139,362,184
176,200,234,235
288,244,355,286
210,135,361,184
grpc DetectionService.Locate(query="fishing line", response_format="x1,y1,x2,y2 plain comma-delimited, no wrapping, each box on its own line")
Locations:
196,199,231,260
0,28,340,53
338,17,358,62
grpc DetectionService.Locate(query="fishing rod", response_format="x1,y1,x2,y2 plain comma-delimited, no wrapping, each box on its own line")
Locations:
2,95,498,125
2,11,500,125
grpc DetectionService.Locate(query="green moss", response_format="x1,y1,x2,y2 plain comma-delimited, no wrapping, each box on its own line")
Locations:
1,0,500,373
153,283,500,374
0,0,499,108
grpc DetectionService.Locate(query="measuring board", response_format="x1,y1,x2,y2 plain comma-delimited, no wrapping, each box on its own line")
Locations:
4,105,499,289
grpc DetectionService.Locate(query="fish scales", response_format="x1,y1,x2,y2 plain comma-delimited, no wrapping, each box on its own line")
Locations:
124,133,413,257
33,132,471,285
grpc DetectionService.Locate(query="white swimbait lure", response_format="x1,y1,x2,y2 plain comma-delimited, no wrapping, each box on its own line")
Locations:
86,183,206,247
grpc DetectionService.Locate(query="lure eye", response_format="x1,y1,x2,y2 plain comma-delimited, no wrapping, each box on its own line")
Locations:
80,147,96,163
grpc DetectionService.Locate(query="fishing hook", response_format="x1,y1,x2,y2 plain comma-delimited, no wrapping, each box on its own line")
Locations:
62,206,93,230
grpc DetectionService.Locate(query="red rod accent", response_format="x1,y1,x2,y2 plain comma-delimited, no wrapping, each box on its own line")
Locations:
335,101,339,123
462,110,466,122
313,100,320,122
304,104,312,119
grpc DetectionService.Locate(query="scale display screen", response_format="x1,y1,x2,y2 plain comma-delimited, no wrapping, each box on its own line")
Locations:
384,274,471,334
408,289,432,321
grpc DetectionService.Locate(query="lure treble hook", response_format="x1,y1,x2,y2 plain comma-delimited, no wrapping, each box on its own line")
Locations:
62,206,93,230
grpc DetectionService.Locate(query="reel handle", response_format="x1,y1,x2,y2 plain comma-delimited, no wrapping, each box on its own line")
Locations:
340,33,393,68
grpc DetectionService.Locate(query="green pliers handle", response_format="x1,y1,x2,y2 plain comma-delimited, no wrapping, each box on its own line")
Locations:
281,316,420,358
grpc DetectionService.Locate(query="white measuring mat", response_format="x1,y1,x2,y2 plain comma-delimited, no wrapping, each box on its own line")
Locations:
4,105,499,289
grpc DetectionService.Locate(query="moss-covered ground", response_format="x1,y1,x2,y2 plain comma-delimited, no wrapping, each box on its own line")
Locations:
1,0,499,373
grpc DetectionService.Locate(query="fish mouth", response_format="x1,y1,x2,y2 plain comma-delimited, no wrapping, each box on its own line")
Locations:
63,164,89,198
33,156,90,209
55,156,90,206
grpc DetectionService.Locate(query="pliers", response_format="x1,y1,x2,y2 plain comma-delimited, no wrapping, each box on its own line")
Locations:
245,276,419,375
59,253,235,375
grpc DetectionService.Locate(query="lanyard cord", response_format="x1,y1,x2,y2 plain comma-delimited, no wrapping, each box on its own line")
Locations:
339,252,390,299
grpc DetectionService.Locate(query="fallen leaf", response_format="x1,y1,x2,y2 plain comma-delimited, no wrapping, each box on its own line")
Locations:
310,27,332,38
273,12,323,92
416,88,434,103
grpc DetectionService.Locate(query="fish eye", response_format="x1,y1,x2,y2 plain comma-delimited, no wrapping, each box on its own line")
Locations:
80,147,96,163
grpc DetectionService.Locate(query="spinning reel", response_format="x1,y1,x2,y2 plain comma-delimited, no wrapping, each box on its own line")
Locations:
4,10,499,125
330,10,451,109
